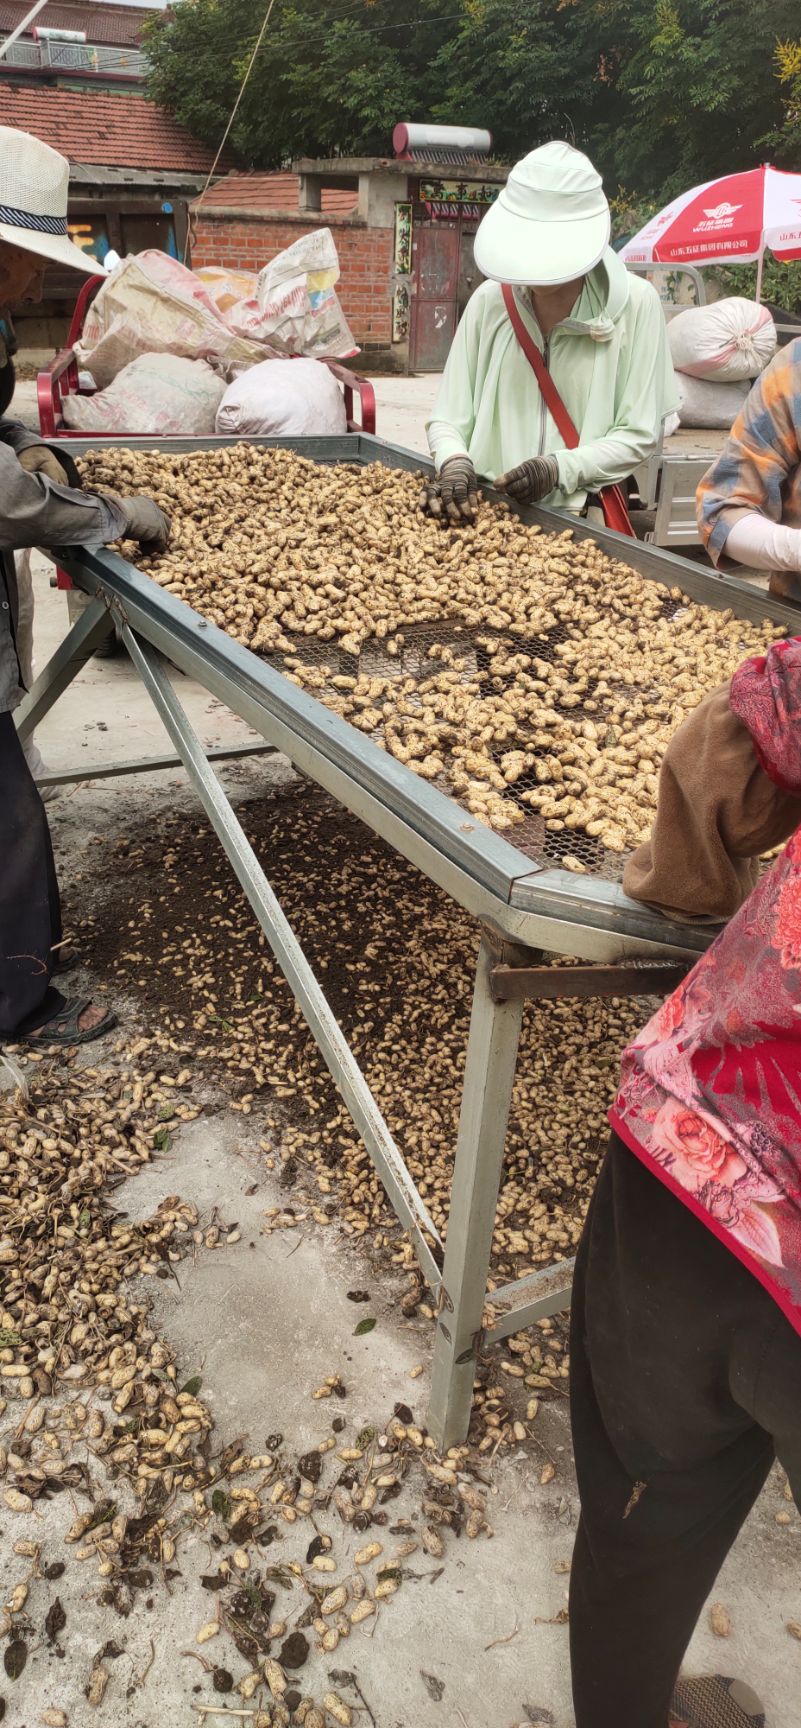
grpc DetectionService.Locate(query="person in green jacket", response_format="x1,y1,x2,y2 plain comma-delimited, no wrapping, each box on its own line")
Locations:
423,141,676,523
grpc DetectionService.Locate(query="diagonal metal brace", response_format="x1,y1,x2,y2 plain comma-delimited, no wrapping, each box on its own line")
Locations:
14,594,115,743
119,624,444,1290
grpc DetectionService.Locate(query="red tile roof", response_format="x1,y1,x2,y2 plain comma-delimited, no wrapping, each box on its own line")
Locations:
0,0,149,46
196,171,358,216
0,84,224,173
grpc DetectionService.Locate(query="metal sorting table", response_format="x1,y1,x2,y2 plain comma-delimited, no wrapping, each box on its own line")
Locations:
17,433,801,1449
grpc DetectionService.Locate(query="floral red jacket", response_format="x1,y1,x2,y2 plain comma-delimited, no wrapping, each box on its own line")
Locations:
611,637,801,1334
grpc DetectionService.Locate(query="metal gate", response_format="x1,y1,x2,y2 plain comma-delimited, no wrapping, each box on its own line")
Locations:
410,209,483,373
410,222,459,372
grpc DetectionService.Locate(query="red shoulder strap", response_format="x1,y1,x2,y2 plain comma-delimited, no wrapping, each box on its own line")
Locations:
501,283,579,450
501,282,636,539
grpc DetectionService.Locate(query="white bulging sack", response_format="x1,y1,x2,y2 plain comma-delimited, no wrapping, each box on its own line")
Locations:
675,373,751,430
62,353,226,435
668,297,776,382
215,357,348,436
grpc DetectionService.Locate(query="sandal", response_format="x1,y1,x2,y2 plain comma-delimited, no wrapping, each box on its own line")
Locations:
671,1676,766,1728
14,996,118,1049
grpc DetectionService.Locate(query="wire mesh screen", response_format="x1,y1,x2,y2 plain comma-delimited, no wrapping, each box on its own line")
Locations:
74,443,785,883
264,592,778,883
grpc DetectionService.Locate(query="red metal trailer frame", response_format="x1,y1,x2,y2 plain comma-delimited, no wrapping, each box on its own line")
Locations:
36,274,377,441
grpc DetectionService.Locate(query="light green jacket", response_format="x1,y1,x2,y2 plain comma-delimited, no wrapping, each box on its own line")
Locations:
427,249,677,513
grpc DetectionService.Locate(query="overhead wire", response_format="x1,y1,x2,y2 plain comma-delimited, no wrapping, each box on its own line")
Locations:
187,0,281,249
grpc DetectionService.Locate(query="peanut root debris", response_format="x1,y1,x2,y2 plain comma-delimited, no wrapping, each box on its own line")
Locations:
88,790,644,1288
0,1040,499,1721
83,787,643,1461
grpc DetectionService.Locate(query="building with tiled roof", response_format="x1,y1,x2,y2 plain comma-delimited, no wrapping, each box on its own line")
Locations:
0,0,150,47
191,139,508,371
1,84,223,174
1,78,232,346
0,0,153,86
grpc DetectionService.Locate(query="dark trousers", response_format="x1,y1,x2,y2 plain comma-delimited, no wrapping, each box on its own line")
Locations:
0,709,63,1038
569,1132,801,1728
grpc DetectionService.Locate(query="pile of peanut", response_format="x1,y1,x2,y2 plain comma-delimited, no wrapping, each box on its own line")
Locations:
78,445,780,858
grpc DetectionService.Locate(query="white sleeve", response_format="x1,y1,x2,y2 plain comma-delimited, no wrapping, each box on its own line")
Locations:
725,512,801,573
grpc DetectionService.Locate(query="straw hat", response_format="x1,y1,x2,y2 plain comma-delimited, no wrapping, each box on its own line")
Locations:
475,140,611,286
0,126,98,273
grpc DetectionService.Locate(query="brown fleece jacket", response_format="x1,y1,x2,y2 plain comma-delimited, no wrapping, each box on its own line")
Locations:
623,681,801,922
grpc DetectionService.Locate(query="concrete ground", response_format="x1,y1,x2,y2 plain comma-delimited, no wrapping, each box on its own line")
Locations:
1,379,799,1727
367,375,440,454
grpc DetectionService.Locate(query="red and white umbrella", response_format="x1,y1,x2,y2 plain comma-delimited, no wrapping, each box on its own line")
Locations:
619,165,801,299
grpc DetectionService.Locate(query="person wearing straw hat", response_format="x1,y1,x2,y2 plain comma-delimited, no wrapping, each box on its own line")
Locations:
0,126,170,1049
423,141,675,526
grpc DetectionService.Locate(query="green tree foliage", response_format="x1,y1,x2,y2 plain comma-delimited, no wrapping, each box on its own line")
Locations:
145,0,446,168
765,38,801,162
145,0,801,196
428,0,603,160
568,0,801,195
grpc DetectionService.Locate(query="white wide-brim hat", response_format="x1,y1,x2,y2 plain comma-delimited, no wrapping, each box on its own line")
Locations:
0,126,99,274
475,140,611,286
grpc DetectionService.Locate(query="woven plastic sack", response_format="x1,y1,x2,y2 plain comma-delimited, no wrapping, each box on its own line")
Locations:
216,357,347,436
220,229,358,359
62,353,226,436
668,297,776,381
77,250,268,388
196,266,259,317
675,372,750,429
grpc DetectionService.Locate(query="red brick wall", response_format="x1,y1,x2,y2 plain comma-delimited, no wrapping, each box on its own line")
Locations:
190,211,394,346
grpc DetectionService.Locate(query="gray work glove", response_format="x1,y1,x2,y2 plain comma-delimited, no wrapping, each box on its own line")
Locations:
420,454,479,523
18,444,69,485
113,492,171,553
495,453,560,504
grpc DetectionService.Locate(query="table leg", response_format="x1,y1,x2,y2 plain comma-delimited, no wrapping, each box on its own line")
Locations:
14,596,114,743
427,935,524,1450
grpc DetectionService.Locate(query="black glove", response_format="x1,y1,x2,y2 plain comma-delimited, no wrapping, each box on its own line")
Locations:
18,444,69,485
420,455,479,523
119,494,171,553
495,453,560,504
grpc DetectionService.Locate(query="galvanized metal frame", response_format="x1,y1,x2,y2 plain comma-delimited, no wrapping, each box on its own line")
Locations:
20,432,800,1448
120,627,445,1296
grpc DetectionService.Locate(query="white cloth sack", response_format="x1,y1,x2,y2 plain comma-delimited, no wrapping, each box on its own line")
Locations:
216,358,347,436
63,353,226,436
675,372,750,430
668,297,776,381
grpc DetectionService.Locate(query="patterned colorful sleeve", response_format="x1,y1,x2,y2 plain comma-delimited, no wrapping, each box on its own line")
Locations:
696,340,801,565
